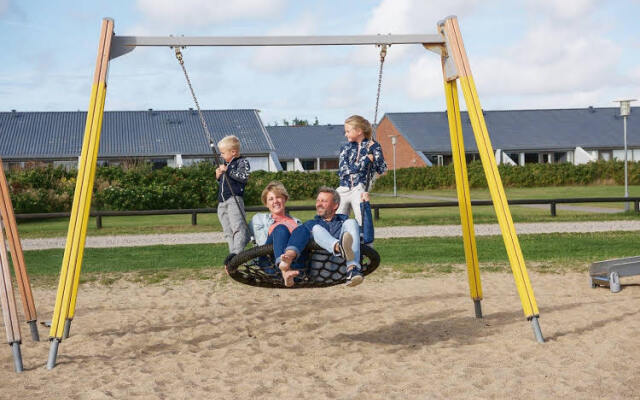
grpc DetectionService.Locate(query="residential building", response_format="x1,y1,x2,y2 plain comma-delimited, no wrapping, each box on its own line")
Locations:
267,125,344,171
0,109,281,171
376,107,640,168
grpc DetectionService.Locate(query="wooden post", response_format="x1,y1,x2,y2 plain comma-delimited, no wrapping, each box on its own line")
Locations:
0,158,39,341
0,213,23,372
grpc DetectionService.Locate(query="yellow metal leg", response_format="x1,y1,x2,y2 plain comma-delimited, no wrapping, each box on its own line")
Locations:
443,78,483,315
48,18,114,369
440,16,540,322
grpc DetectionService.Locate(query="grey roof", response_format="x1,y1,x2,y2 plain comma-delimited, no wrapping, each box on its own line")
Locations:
385,107,640,154
267,125,346,159
0,109,274,159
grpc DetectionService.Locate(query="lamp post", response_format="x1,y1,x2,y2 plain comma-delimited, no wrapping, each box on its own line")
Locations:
615,99,637,211
391,136,397,197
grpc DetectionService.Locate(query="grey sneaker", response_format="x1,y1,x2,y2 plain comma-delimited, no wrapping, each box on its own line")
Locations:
339,232,355,262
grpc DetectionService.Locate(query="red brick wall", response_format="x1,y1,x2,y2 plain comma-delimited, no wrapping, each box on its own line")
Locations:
376,117,427,170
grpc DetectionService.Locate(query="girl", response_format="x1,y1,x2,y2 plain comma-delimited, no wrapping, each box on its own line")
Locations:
336,115,387,225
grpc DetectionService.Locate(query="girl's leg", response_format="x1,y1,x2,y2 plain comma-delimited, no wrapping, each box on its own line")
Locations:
336,186,354,219
336,186,365,225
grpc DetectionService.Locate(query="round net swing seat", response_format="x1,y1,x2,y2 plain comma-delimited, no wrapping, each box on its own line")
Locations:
226,241,380,289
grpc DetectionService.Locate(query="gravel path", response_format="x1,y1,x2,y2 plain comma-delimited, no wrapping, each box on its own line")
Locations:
20,220,640,250
375,193,623,214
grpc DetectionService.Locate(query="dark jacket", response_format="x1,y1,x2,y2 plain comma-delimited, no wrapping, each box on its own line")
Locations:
302,201,374,244
217,157,250,202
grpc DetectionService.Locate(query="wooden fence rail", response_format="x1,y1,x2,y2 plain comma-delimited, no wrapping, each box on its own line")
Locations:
12,197,640,229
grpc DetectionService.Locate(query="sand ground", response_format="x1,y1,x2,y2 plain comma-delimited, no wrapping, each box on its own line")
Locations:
2,271,640,399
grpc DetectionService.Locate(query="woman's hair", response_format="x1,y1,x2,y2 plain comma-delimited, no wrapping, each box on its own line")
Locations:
344,115,373,139
261,181,289,205
217,135,241,152
317,186,340,206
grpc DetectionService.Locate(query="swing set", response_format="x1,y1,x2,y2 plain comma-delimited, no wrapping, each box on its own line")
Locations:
45,15,545,370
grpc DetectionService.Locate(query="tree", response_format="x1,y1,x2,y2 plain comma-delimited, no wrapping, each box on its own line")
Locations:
277,117,320,126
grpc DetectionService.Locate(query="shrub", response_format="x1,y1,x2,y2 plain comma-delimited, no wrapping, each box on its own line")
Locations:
5,160,638,213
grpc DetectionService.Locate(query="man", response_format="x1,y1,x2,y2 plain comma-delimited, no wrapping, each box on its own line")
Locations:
278,186,364,288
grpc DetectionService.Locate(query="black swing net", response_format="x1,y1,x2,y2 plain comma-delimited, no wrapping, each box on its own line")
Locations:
174,44,387,289
226,241,380,289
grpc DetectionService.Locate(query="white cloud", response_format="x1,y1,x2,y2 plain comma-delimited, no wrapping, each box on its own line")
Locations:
402,2,628,111
365,0,481,34
405,54,443,100
135,0,287,28
473,21,621,98
0,0,8,16
350,0,482,67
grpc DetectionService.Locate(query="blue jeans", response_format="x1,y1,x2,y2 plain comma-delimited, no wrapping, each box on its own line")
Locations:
311,219,361,269
268,224,307,269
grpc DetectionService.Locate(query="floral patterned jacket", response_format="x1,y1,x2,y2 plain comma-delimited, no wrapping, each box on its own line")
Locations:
338,140,387,189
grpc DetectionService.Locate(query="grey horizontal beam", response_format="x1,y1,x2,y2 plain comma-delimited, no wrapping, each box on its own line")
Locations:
110,34,444,59
114,34,443,47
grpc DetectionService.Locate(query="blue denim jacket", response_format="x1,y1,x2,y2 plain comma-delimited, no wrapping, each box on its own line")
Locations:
302,201,374,244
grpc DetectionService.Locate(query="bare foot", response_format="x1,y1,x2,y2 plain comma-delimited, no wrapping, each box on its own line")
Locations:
279,250,298,287
281,268,299,287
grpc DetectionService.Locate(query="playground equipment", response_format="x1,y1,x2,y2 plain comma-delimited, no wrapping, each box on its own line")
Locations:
0,158,39,372
172,41,386,287
590,256,640,293
227,242,380,288
47,15,545,369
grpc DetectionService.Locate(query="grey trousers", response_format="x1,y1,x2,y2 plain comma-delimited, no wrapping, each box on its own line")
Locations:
217,196,250,254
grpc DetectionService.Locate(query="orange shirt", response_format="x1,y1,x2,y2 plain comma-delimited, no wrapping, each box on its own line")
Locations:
268,214,298,235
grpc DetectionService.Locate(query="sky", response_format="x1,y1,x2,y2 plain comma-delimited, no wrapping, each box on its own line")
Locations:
1,0,639,125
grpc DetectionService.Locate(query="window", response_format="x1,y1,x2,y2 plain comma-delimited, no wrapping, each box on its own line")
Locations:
524,153,538,164
300,159,315,170
151,159,168,169
320,159,338,170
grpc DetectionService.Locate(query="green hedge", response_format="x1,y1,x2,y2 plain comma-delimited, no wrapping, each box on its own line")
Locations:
6,163,339,213
374,160,640,190
5,160,638,214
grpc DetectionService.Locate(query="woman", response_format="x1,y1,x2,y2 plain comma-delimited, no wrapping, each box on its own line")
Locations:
250,181,302,284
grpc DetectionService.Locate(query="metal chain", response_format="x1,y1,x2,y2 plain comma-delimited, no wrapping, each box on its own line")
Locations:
372,44,388,141
173,47,254,245
174,47,222,166
366,43,388,191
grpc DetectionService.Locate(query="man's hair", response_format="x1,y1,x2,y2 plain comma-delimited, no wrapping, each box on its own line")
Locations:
217,135,241,152
261,181,289,205
317,186,340,206
344,115,373,139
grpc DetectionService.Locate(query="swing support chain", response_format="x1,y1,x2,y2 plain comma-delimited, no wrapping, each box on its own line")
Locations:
172,46,254,245
372,42,388,139
366,42,389,191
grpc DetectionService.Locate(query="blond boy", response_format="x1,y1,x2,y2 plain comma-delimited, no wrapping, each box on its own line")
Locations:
216,135,250,259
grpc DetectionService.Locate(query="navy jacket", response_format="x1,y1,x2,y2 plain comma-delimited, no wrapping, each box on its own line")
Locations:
302,201,374,244
217,157,250,202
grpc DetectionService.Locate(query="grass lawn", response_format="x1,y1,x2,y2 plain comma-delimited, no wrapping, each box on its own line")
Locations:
23,231,640,285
